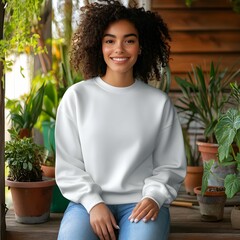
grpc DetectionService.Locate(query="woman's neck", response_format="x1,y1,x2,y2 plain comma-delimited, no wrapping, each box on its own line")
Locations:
101,71,135,87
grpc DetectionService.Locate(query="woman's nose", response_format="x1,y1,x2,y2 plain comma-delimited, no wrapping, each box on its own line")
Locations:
114,42,124,54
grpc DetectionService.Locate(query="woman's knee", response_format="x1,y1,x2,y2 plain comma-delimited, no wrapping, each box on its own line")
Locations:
57,202,98,240
119,206,170,240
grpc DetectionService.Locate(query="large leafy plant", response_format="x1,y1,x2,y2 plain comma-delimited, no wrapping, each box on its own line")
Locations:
175,62,240,143
202,82,240,198
5,129,45,182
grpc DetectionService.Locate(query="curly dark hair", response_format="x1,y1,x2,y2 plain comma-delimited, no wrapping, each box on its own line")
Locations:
70,0,171,83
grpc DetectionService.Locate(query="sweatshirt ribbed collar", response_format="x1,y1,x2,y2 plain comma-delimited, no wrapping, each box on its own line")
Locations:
94,77,138,94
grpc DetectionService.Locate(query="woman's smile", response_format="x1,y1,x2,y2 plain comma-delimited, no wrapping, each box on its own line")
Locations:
111,57,129,63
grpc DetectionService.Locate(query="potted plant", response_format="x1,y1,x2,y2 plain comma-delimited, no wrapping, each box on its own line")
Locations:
195,82,240,224
194,184,226,222
175,61,240,186
5,84,45,139
5,129,55,224
214,82,240,228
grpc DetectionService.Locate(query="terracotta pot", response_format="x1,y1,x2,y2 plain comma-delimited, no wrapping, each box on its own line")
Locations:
197,141,239,162
196,141,219,162
42,164,55,178
19,128,32,139
194,186,226,222
5,177,55,224
231,206,240,229
184,166,203,195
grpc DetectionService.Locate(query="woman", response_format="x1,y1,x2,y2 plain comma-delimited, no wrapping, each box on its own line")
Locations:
56,1,186,239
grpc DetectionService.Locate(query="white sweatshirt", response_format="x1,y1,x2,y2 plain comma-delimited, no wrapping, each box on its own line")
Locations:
55,77,186,213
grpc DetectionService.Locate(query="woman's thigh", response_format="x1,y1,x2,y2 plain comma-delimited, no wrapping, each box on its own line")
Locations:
57,202,98,240
118,204,170,240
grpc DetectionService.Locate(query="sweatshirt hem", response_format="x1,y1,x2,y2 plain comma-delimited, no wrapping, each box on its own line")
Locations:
102,192,142,205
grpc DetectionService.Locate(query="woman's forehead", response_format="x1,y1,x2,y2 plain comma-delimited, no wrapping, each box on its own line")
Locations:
103,19,139,37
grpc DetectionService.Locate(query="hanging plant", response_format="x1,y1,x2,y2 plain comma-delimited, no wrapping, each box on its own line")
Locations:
0,0,47,72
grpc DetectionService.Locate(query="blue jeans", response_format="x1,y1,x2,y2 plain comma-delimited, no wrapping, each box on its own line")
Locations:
58,202,170,240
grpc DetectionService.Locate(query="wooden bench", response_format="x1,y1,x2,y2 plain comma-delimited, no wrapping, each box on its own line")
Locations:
6,186,240,240
6,205,240,240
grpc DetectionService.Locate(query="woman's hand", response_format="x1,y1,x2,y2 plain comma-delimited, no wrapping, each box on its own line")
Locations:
128,198,159,223
90,203,119,240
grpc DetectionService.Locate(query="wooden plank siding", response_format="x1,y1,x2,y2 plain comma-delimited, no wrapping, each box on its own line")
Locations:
151,0,240,90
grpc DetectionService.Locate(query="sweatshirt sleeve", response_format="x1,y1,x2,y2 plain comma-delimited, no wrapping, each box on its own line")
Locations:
142,98,186,208
55,92,104,213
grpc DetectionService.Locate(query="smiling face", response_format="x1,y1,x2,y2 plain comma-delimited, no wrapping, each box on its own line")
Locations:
102,19,140,81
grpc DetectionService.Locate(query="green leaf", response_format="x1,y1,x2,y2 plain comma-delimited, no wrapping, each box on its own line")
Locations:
12,161,17,166
10,114,24,128
23,162,28,170
236,153,240,171
215,109,240,161
20,66,25,78
204,120,217,140
201,160,215,195
236,129,240,149
28,162,33,171
219,157,234,166
175,76,194,89
230,82,240,106
45,82,58,107
29,84,45,129
224,174,240,198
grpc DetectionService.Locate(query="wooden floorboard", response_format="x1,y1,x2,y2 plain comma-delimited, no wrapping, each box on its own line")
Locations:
168,233,240,240
5,187,240,240
170,206,239,233
6,211,61,240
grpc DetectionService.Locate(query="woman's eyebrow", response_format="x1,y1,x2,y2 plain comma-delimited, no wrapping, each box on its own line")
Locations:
103,33,138,38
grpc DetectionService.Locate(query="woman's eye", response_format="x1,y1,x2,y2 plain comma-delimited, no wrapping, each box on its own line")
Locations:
125,39,135,44
105,39,114,44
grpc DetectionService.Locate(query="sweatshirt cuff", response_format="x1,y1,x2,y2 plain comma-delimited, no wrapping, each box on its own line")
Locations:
142,188,168,209
80,193,104,213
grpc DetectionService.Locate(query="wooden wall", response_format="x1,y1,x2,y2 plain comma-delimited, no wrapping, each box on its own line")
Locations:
151,0,240,90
